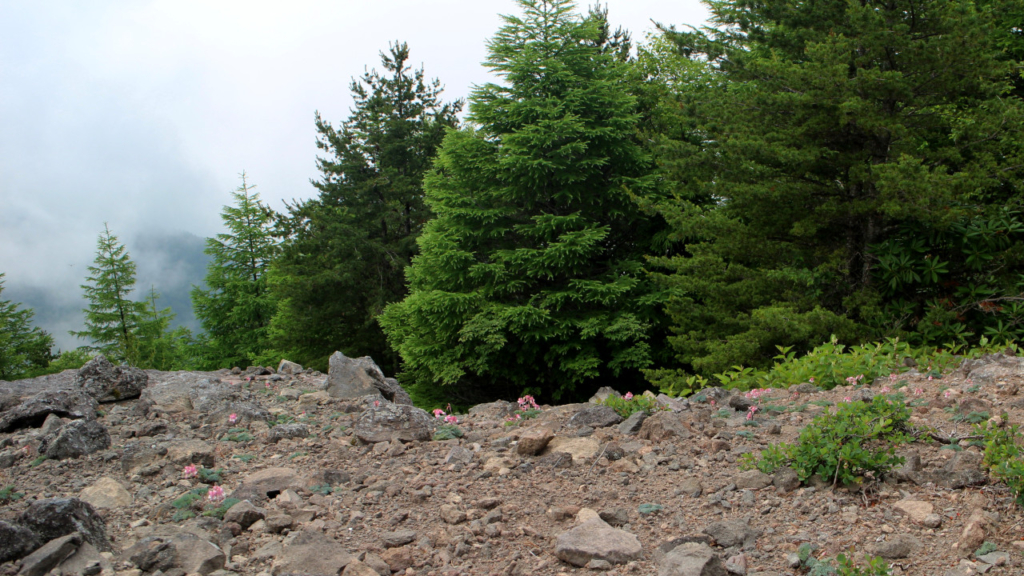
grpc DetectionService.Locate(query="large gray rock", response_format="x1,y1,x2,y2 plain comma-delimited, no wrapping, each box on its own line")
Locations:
18,532,82,576
276,359,303,375
271,529,355,576
19,498,111,552
354,400,433,443
78,477,133,509
554,519,643,567
139,372,270,423
327,352,411,405
126,531,225,575
0,390,98,432
958,353,1024,385
638,411,692,442
618,412,648,435
0,520,40,563
569,406,623,428
75,355,147,403
659,542,728,576
267,423,309,444
230,467,302,503
702,517,761,549
223,500,266,530
39,418,111,460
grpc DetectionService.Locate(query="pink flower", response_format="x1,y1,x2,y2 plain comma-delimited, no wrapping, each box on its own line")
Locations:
880,385,891,394
624,392,634,400
183,464,198,479
433,409,446,419
944,390,952,398
517,396,539,410
709,399,715,407
928,375,934,381
373,400,381,408
207,485,225,503
445,414,458,424
842,396,852,403
809,377,815,383
913,388,924,396
228,413,238,424
889,373,899,382
265,382,271,389
746,406,758,420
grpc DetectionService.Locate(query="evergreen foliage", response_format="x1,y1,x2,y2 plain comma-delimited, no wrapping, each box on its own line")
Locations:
192,173,279,369
648,0,1024,386
0,273,54,380
269,43,461,372
136,288,196,370
380,0,667,404
72,224,146,365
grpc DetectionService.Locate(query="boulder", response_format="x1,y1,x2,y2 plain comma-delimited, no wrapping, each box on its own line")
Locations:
868,534,919,559
542,436,601,462
267,423,309,443
734,470,772,491
0,390,98,432
75,355,147,403
468,400,517,419
19,498,110,552
57,541,110,576
39,419,110,460
702,517,761,549
139,372,270,423
382,530,417,548
126,531,225,575
555,518,643,567
223,501,266,530
638,412,691,442
771,468,801,493
276,359,303,375
327,351,411,405
0,520,40,563
354,401,433,443
271,530,355,576
79,477,133,509
618,412,648,435
659,542,728,576
569,406,623,428
230,467,302,503
517,425,556,456
589,387,621,403
958,353,1024,385
18,532,82,576
893,500,934,525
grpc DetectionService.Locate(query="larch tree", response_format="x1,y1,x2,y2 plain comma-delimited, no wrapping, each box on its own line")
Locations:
0,273,54,380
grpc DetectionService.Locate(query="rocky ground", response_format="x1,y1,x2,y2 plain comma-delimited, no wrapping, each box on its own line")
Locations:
2,352,1024,576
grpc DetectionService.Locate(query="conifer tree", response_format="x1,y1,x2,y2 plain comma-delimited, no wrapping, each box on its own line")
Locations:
270,42,461,370
0,273,54,380
380,0,665,403
648,0,1024,383
192,173,279,368
136,287,195,370
73,224,146,365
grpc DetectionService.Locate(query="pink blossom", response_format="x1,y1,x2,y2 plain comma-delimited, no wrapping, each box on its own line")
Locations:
182,465,198,479
624,392,634,400
927,375,934,381
228,413,238,424
889,373,899,382
207,485,225,503
444,414,458,425
842,396,852,403
944,390,952,398
913,388,924,396
373,400,380,408
809,377,815,383
433,409,446,419
746,406,758,420
880,385,891,394
517,395,539,410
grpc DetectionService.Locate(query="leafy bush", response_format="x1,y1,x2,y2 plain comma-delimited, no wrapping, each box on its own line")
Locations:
598,393,663,418
29,455,47,467
198,468,224,483
232,454,255,463
225,432,254,442
433,425,464,441
979,421,1024,507
742,395,911,487
795,544,892,575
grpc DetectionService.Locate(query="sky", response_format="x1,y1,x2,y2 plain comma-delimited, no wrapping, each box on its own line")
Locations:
0,0,710,350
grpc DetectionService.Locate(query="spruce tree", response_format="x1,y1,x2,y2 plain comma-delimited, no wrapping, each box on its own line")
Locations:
0,273,54,380
136,287,195,370
649,0,1024,381
270,42,461,371
191,173,279,369
380,0,665,404
73,224,146,365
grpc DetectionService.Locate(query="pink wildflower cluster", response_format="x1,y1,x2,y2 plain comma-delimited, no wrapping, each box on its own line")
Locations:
746,406,758,420
880,385,892,394
433,405,458,425
505,413,522,423
228,413,238,424
845,374,864,385
624,392,634,400
841,396,853,403
518,395,540,410
889,373,899,383
207,485,225,503
913,387,924,396
744,388,771,402
182,464,198,479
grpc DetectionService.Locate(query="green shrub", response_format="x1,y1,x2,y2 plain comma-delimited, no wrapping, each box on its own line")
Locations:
225,432,254,442
198,468,224,483
598,394,663,418
433,425,464,441
202,497,240,519
0,485,25,503
29,455,47,467
171,487,209,510
742,395,911,487
232,454,255,463
979,421,1024,507
795,544,892,576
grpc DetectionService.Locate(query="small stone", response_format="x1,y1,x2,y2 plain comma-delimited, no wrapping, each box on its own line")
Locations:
18,533,82,576
222,501,265,530
517,426,555,456
264,514,293,534
586,558,613,571
618,412,647,435
868,534,918,559
79,477,133,510
659,542,727,576
554,519,642,567
382,530,417,548
734,470,771,491
893,500,934,524
976,551,1009,566
440,505,466,525
923,514,943,528
771,468,800,493
725,553,748,576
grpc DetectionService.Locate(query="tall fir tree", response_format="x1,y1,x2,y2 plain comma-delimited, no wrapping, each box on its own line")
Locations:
0,273,54,380
647,0,1024,384
136,287,196,370
72,224,146,365
379,0,666,404
192,173,279,369
269,42,461,371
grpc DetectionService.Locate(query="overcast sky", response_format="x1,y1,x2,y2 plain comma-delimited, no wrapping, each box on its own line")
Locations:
0,0,709,348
